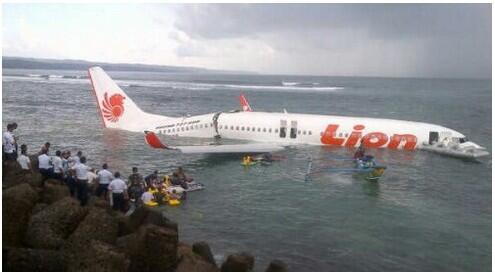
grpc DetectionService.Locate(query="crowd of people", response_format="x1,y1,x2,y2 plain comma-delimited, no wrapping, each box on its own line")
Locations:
3,122,194,212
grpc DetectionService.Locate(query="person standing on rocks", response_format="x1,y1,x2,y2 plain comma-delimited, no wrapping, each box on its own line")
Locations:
38,147,53,186
71,156,90,206
69,150,82,167
96,163,113,199
38,142,51,156
128,167,144,205
17,144,32,173
108,172,129,212
52,150,64,181
3,123,17,162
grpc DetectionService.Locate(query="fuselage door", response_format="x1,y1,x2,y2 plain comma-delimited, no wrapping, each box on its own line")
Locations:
290,121,297,139
429,131,439,145
280,120,287,138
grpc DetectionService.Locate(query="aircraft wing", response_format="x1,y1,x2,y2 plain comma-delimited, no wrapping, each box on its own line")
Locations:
144,131,284,154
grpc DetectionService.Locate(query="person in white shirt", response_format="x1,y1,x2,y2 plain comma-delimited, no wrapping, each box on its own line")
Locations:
38,148,52,186
70,151,82,166
96,163,114,198
141,188,156,204
3,124,16,161
71,156,90,206
108,172,128,212
52,150,64,180
17,144,31,172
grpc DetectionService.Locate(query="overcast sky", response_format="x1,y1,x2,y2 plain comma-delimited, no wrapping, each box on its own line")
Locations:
3,3,491,78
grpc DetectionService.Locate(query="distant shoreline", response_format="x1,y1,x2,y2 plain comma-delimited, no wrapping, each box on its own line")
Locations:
2,56,490,80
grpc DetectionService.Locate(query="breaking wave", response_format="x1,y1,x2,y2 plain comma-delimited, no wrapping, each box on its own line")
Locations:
4,74,344,92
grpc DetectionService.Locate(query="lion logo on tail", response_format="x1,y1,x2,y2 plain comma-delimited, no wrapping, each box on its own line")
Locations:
101,92,126,122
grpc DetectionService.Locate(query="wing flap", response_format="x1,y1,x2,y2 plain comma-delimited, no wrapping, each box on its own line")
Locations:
144,131,283,154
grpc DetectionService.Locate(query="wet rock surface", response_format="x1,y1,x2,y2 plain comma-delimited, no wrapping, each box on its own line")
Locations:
221,252,255,272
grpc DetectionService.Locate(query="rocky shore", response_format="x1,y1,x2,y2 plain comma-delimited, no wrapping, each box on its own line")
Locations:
3,156,287,271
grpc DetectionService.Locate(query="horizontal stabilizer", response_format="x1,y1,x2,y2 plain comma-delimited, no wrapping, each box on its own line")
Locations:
144,131,167,149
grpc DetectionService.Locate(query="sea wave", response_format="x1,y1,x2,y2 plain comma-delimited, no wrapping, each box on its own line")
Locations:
4,75,343,92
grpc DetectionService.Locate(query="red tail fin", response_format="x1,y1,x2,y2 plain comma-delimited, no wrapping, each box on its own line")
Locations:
144,131,168,149
239,93,253,112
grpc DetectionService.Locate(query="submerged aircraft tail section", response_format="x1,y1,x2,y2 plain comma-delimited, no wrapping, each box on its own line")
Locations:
88,67,168,132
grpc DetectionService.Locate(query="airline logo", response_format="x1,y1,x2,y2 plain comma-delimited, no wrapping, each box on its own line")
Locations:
239,94,253,112
101,92,126,122
321,124,418,150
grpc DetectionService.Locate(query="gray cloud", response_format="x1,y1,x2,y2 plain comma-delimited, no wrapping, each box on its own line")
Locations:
172,4,491,78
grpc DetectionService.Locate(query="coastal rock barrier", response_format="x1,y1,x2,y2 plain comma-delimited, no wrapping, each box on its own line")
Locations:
2,159,288,271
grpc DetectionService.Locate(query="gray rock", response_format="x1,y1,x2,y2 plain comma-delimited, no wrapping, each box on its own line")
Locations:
220,252,255,272
193,241,217,266
3,247,67,271
24,197,88,249
64,207,118,252
42,179,70,204
265,259,288,271
176,242,219,272
116,224,178,271
119,206,178,236
2,183,39,247
67,240,130,271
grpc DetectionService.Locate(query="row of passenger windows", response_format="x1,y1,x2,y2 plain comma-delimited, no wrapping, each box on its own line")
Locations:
219,125,313,136
159,123,212,134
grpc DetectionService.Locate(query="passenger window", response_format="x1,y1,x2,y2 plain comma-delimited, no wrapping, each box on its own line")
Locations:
236,126,239,130
241,126,245,131
210,123,213,127
186,127,189,130
308,131,312,135
246,127,250,131
303,131,306,135
200,124,203,128
231,126,234,130
263,128,266,132
275,129,279,133
269,128,272,133
298,130,301,134
205,124,208,128
338,133,342,137
345,133,348,137
257,128,261,132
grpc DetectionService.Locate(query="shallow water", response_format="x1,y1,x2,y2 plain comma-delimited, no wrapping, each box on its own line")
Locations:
2,69,491,271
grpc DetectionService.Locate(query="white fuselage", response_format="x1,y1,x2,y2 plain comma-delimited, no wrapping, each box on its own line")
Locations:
148,111,466,150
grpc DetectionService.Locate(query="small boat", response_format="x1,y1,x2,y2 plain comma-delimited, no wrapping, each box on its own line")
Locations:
305,155,387,182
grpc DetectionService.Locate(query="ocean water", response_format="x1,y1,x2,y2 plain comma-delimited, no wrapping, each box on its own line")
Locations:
2,68,492,271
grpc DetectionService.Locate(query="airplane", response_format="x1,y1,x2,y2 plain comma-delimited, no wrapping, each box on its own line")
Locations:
88,66,489,159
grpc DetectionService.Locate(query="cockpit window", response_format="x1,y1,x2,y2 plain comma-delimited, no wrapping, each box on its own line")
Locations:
459,137,468,143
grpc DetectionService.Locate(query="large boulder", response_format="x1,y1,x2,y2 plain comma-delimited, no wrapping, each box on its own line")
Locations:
192,241,217,266
265,259,288,272
176,242,219,272
3,183,39,247
118,206,178,236
24,197,88,249
42,179,70,204
3,247,67,271
67,240,130,271
64,207,119,252
220,252,255,272
116,224,178,271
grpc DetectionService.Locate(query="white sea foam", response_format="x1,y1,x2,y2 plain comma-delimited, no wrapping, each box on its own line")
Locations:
4,75,344,93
